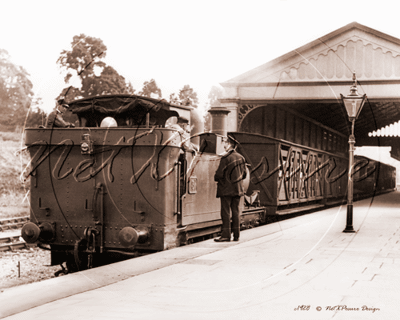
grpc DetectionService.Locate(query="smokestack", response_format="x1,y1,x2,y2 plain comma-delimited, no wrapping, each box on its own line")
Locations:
208,106,230,136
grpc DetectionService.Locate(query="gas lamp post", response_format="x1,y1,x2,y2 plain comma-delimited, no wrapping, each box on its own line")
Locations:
340,72,366,233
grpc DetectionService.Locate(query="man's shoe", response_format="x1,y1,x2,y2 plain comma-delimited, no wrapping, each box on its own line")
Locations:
233,238,239,241
214,237,230,242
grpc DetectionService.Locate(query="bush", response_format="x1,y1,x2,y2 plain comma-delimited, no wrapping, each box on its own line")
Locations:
0,133,30,217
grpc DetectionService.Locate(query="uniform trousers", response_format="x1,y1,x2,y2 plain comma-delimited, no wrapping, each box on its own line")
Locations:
220,196,241,239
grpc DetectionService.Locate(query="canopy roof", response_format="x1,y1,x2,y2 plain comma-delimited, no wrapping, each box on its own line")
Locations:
68,94,180,116
67,94,187,127
220,22,400,141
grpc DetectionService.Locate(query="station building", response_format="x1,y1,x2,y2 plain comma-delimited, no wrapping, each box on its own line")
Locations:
209,22,400,186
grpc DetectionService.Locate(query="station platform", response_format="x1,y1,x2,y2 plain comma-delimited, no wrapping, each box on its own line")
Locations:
1,191,400,320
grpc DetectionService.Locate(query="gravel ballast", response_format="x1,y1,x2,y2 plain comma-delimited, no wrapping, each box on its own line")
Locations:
0,247,62,290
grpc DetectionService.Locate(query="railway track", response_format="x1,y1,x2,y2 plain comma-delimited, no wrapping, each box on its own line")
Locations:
0,240,35,252
0,216,29,231
0,216,34,252
0,234,35,252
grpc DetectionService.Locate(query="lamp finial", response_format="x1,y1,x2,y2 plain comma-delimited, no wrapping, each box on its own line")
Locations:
352,72,357,86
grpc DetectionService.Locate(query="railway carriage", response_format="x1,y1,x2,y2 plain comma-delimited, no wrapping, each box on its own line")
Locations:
352,156,396,198
230,132,349,217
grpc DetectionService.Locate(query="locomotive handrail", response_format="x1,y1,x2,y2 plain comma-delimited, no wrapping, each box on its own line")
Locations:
176,161,181,219
91,183,105,254
98,183,105,254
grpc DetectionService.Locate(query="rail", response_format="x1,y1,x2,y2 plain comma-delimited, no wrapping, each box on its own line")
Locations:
0,217,34,252
0,241,35,252
0,234,22,244
0,216,29,231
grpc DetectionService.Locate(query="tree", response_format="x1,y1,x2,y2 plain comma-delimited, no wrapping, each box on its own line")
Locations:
57,34,134,102
26,108,47,128
25,97,47,128
179,85,199,107
169,93,179,104
168,85,199,107
138,79,162,98
0,49,33,128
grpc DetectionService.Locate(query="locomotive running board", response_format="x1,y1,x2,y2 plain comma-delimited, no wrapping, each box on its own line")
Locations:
186,225,221,240
276,203,325,215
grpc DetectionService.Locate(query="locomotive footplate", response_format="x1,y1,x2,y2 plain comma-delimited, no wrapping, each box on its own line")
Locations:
182,206,267,244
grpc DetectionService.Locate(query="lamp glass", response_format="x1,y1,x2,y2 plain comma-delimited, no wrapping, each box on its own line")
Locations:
344,98,360,118
341,93,366,121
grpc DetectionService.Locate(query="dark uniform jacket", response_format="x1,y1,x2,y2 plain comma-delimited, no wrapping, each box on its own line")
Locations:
46,110,72,128
214,149,247,198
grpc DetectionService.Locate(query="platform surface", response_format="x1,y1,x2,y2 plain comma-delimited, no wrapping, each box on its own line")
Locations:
1,192,400,320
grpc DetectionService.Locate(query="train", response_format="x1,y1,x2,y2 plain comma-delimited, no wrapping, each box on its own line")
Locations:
21,94,396,272
231,132,396,217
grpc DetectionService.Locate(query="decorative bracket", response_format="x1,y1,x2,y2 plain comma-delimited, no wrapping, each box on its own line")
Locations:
238,104,265,130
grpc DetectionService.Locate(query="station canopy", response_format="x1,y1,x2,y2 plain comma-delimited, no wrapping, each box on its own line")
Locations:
220,22,400,155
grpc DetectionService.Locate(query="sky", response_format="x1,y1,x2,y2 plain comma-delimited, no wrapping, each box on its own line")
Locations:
2,0,400,115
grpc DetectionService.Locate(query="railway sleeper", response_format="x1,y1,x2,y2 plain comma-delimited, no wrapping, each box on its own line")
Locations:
0,241,35,252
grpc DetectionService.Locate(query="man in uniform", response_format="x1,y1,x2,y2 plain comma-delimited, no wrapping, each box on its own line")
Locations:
214,135,247,242
168,116,198,153
46,99,75,128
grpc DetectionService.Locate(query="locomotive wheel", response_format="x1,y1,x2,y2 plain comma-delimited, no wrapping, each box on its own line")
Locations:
54,264,68,277
178,232,188,246
65,251,89,272
66,253,79,273
65,239,91,272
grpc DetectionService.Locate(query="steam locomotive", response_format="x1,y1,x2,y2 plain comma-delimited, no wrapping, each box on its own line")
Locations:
21,94,395,272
